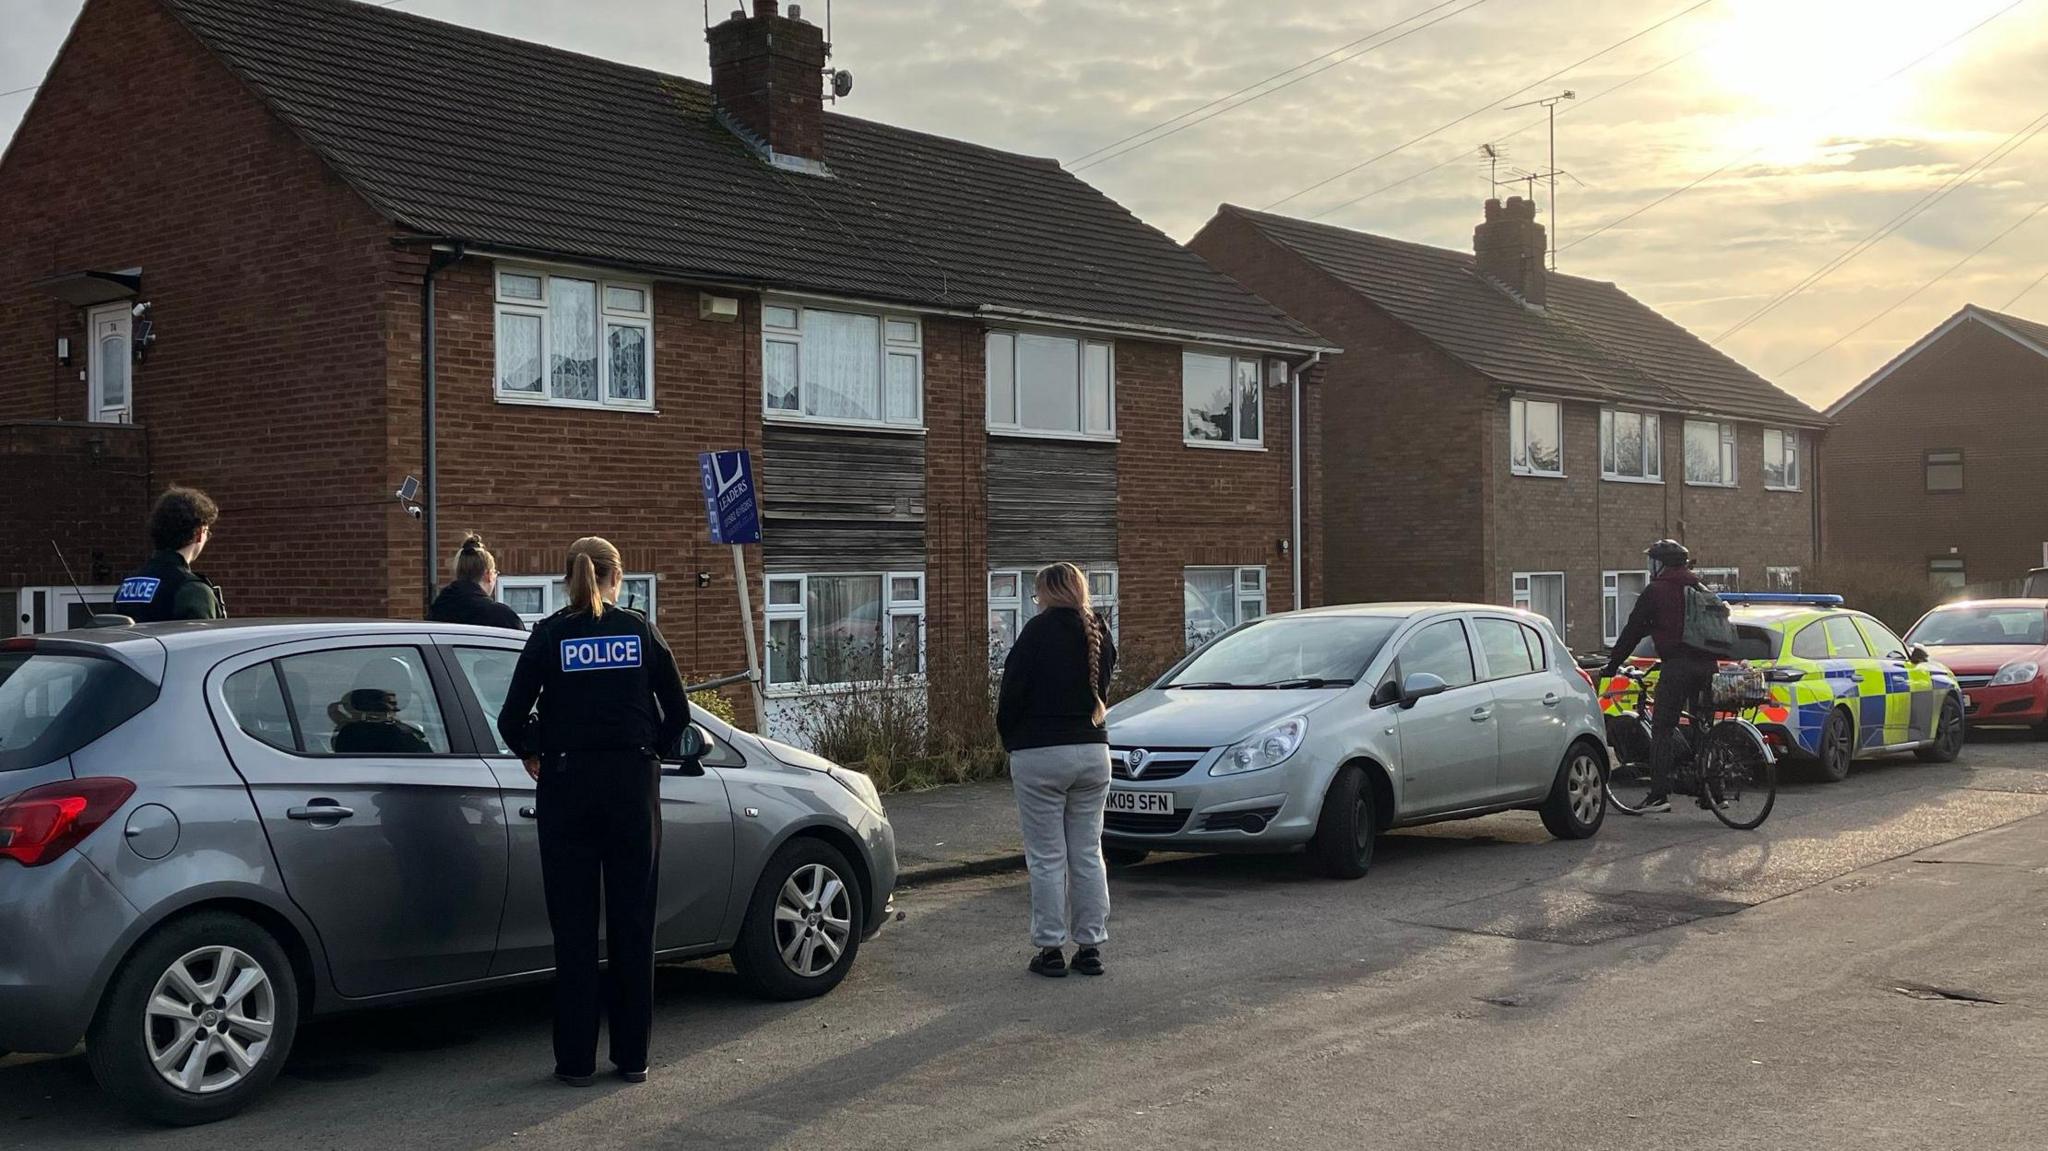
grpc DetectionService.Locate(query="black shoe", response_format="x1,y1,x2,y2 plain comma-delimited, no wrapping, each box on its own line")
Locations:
554,1070,596,1087
1638,794,1672,813
617,1068,649,1084
1028,947,1068,978
1071,947,1105,977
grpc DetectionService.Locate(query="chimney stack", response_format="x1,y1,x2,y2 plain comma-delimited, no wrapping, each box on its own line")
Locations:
707,0,829,168
1473,196,1547,308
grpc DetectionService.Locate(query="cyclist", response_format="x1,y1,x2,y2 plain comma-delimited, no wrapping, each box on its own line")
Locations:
1600,539,1714,813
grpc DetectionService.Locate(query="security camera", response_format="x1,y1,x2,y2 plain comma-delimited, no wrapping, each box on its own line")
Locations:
404,504,423,520
131,301,151,319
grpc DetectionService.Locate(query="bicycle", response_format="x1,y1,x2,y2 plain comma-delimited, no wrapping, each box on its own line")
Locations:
1601,663,1778,830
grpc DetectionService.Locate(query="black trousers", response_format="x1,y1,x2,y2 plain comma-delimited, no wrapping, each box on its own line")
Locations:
1650,654,1715,793
536,750,662,1076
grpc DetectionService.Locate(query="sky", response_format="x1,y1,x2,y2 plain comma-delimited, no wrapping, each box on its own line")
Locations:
3,0,2045,408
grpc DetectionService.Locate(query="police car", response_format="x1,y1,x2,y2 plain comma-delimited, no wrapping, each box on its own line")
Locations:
1601,593,1966,781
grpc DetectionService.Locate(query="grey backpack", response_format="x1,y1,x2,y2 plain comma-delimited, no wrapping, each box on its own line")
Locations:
1681,584,1739,654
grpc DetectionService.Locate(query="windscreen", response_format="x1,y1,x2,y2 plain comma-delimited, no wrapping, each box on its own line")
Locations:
1908,605,2046,647
0,649,158,772
1163,616,1401,688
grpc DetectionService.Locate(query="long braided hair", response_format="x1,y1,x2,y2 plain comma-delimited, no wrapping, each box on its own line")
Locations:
1035,563,1105,725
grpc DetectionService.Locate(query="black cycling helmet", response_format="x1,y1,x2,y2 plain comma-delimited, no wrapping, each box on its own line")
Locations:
1645,538,1691,571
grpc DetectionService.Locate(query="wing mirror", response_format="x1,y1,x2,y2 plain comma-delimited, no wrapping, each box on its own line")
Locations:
1398,672,1450,709
664,723,713,775
1907,645,1931,665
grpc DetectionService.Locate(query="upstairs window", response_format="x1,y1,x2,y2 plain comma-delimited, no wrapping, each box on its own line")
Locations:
1509,398,1562,476
1684,419,1737,486
987,331,1115,438
1182,351,1266,448
1599,409,1660,481
1924,449,1963,493
1763,429,1801,490
762,302,922,428
495,267,653,409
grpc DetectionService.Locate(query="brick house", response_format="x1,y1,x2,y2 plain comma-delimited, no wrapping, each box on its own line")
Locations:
1822,304,2048,591
1191,199,1826,657
0,0,1333,731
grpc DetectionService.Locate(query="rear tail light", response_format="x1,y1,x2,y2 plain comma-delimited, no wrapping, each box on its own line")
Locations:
1575,666,1597,688
0,777,136,867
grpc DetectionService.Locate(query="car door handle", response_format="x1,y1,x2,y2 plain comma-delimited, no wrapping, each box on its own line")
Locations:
1542,693,1561,707
518,805,538,820
1470,708,1493,722
286,803,355,822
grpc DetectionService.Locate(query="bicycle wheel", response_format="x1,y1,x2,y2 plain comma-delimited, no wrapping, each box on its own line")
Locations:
1701,722,1776,830
1604,714,1658,814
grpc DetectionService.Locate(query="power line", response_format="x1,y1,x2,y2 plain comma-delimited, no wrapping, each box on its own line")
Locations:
1778,195,2048,376
1560,0,2029,255
1264,0,1718,211
1071,0,1495,173
1066,0,1468,167
2000,266,2048,310
1713,107,2048,343
1307,39,1703,219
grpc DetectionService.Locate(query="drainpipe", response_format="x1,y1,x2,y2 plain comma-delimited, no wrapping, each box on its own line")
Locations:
1291,352,1322,610
421,244,465,614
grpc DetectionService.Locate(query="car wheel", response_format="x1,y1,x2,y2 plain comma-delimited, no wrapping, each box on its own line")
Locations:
1306,765,1374,880
85,912,300,1127
1916,693,1966,762
730,837,864,1001
1102,846,1150,868
1539,741,1607,840
1816,706,1855,782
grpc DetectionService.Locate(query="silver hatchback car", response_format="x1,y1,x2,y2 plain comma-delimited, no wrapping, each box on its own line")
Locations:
0,621,895,1125
1104,604,1608,877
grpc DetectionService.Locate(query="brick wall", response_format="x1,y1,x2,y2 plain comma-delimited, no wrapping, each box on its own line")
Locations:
921,316,989,679
0,0,400,614
0,422,150,588
1823,318,2048,585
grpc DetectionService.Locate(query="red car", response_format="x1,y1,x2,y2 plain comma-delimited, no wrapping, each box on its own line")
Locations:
1904,599,2048,734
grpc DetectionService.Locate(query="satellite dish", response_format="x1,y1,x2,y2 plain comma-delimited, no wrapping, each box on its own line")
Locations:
832,69,854,98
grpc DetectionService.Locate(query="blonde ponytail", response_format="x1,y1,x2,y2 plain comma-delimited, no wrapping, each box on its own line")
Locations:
564,536,622,617
1035,563,1105,725
451,532,495,584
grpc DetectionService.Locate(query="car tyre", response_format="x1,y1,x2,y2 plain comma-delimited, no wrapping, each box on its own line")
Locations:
731,837,864,1002
1102,846,1150,868
1816,706,1855,782
86,911,299,1127
1539,741,1607,840
1306,765,1374,880
1916,693,1966,763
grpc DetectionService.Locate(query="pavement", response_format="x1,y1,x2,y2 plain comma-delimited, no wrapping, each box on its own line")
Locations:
883,780,1023,883
7,732,2047,1148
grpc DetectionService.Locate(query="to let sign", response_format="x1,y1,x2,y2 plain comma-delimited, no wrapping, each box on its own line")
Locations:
699,449,761,545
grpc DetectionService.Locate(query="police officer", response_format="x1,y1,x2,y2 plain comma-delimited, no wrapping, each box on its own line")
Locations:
1601,538,1713,813
496,536,688,1087
115,486,226,622
426,533,525,630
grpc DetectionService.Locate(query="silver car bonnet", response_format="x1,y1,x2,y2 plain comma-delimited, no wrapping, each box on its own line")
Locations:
1107,687,1348,748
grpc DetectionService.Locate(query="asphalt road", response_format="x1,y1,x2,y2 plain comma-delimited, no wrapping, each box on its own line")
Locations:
7,733,2047,1149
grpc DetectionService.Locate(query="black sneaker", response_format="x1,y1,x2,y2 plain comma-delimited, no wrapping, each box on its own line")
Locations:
554,1070,596,1087
1028,947,1068,978
617,1068,649,1084
1071,947,1105,977
1637,794,1672,813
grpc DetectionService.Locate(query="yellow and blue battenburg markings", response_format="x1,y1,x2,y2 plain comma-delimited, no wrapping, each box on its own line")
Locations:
114,577,160,605
560,635,642,672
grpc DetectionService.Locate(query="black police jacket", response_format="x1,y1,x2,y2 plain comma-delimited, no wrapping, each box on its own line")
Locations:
496,604,690,759
114,551,225,623
427,580,525,630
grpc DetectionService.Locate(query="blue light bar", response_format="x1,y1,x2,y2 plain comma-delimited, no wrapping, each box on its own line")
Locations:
1718,592,1844,607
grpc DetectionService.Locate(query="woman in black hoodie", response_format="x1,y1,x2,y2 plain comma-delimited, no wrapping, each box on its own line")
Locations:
997,563,1118,978
427,533,525,630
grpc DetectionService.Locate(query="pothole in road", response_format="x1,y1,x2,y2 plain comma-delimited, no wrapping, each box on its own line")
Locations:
1890,981,2003,1005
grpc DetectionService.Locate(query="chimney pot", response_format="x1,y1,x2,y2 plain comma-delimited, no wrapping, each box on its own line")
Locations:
707,0,829,165
1473,196,1548,307
755,0,779,15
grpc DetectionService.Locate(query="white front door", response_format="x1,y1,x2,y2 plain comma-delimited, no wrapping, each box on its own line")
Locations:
86,304,132,423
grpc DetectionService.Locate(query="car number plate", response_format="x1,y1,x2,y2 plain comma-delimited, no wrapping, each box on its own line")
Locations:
1106,790,1174,815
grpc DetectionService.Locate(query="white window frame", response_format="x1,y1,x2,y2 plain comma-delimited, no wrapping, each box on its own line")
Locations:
1180,350,1269,450
1509,397,1563,477
1598,407,1661,483
1767,566,1802,592
761,299,923,430
985,329,1116,441
761,571,926,692
86,303,133,424
1683,418,1738,487
1602,569,1650,646
1762,428,1801,491
1928,558,1966,592
493,265,655,412
1695,567,1740,594
987,565,1120,654
495,573,658,625
1511,571,1565,635
1183,566,1266,649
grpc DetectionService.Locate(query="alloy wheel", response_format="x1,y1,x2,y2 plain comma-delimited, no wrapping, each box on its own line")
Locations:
773,862,853,978
144,946,276,1095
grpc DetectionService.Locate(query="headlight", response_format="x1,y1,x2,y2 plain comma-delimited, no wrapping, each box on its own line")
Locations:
1211,715,1309,776
1990,661,2040,686
828,766,885,815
